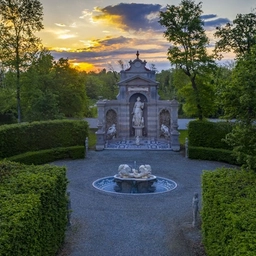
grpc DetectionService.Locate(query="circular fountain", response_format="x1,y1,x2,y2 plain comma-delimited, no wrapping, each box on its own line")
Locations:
92,163,177,195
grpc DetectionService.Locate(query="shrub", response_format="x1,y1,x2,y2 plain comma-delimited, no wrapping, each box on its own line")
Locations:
188,120,233,149
0,119,88,159
8,146,85,165
0,161,68,256
188,146,237,165
202,168,256,256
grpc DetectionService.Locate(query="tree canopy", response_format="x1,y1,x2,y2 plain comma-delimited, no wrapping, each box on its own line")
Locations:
0,0,44,122
159,0,216,119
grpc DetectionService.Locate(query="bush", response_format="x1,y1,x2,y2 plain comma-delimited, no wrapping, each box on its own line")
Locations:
0,161,68,256
202,168,256,256
188,120,233,149
8,146,85,165
0,119,88,159
188,146,237,165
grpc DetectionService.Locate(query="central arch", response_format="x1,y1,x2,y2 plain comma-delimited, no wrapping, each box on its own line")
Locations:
129,93,148,137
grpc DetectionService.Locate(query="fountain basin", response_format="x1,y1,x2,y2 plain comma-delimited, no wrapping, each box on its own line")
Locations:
114,174,157,193
92,176,177,195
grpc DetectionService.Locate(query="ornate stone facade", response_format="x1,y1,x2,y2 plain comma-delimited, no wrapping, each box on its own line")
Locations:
96,52,180,151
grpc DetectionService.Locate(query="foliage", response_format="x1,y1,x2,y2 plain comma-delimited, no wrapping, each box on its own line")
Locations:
220,46,256,171
0,161,68,256
214,11,256,58
0,0,44,123
202,168,256,256
8,146,85,165
188,146,237,165
188,120,233,149
159,0,216,119
0,120,88,159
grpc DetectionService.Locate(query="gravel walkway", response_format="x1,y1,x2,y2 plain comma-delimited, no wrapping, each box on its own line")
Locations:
55,150,230,256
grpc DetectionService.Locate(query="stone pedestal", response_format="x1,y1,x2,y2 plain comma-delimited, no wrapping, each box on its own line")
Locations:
133,126,144,137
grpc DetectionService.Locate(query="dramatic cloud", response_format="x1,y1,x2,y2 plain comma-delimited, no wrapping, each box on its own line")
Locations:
202,14,230,29
92,3,163,31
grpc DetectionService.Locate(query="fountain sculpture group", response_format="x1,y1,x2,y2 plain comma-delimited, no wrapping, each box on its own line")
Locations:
114,163,157,193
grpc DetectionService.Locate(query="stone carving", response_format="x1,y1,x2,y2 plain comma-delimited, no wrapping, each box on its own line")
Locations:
132,97,144,126
161,124,170,138
114,164,156,193
117,164,152,179
192,192,199,227
106,124,116,139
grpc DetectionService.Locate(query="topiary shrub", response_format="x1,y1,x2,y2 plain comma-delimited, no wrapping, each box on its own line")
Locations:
8,146,85,165
202,168,256,256
0,119,88,162
188,120,233,149
0,160,68,256
188,146,237,165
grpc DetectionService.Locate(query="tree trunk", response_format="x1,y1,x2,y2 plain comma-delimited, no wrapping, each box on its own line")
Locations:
191,78,203,120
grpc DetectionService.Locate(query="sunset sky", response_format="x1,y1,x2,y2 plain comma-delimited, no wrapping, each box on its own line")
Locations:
38,0,256,72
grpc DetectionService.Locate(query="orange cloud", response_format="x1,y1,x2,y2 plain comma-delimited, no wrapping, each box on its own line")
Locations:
71,61,96,72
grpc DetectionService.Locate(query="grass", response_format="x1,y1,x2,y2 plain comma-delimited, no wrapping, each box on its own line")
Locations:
179,130,188,146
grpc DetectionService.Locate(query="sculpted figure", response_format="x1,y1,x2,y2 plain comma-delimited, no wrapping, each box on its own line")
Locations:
161,124,170,138
118,164,132,178
106,124,116,139
132,97,144,126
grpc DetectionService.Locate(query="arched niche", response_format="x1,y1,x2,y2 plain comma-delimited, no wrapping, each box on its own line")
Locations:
106,109,117,131
159,109,171,138
129,93,148,137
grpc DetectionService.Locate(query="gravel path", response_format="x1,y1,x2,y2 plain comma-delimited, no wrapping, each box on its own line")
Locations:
55,150,230,256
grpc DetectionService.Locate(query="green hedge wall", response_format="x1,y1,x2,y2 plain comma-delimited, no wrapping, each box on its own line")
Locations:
202,168,256,256
8,146,85,165
188,120,233,150
0,160,68,256
188,146,237,165
0,119,88,159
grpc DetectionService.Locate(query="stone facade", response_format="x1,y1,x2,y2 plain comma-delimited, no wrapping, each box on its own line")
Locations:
96,52,180,151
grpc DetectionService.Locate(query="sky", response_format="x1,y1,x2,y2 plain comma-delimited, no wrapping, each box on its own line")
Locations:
38,0,256,72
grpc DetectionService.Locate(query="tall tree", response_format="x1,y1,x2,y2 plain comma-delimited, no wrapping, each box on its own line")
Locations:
159,0,215,120
0,0,44,122
214,11,256,59
222,46,256,170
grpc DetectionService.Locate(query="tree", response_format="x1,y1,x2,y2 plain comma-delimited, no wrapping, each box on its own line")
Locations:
159,0,216,119
222,46,256,170
0,0,44,122
214,11,256,59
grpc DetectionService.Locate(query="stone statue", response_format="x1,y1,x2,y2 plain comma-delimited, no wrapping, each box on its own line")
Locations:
132,97,144,126
192,192,199,227
161,124,170,138
106,124,116,139
117,164,152,179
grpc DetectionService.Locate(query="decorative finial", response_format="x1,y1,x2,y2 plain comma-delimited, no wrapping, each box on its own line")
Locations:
136,51,139,59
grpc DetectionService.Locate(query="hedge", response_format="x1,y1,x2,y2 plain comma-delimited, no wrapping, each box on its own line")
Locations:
8,146,85,165
188,146,237,165
0,160,68,256
188,120,233,150
202,168,256,256
0,119,88,159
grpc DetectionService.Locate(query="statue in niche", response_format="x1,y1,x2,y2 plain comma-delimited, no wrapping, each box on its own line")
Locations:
132,97,144,126
106,124,116,139
161,124,170,139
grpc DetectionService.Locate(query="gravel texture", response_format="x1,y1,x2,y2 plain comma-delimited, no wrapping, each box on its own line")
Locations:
55,150,231,256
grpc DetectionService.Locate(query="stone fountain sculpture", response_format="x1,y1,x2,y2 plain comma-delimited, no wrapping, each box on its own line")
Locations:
114,164,156,193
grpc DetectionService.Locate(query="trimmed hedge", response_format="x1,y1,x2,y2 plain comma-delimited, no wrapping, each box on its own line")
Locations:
188,146,237,165
0,160,68,256
0,119,88,159
188,120,233,150
8,146,85,165
202,168,256,256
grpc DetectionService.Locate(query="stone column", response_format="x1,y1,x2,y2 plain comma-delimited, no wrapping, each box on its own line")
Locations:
170,99,180,151
95,99,106,151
